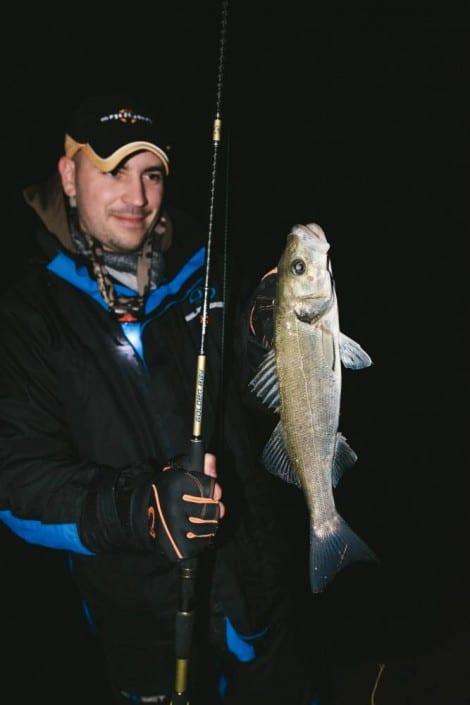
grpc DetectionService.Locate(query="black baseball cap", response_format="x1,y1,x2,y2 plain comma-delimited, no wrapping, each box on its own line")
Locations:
64,95,171,174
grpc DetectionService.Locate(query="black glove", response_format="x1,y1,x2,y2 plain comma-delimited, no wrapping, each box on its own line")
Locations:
80,464,220,560
149,467,220,561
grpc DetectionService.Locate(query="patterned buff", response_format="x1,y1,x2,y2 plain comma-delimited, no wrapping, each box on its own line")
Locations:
69,207,166,322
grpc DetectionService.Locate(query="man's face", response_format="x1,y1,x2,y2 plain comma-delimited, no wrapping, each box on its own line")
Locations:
58,150,165,253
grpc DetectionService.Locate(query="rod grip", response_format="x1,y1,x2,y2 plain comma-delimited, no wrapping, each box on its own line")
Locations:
188,437,205,474
175,610,195,659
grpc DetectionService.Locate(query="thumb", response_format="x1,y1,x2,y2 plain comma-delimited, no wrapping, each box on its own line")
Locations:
203,453,217,478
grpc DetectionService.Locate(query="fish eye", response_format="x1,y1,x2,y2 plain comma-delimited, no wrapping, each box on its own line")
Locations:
291,259,306,275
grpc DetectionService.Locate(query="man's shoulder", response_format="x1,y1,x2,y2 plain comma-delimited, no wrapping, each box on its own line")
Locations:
0,264,56,320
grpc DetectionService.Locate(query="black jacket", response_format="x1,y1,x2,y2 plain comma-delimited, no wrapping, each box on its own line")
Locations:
0,175,286,634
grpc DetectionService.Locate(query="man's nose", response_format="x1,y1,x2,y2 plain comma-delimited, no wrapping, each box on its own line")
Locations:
123,176,147,206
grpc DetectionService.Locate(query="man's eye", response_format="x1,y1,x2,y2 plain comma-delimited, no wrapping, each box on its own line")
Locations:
147,172,163,182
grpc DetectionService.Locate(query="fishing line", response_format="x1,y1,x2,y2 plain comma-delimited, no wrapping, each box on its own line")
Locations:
216,126,231,450
370,662,385,704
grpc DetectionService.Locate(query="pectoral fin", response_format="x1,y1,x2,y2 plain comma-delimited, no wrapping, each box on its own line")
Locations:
248,348,280,411
339,333,372,369
262,420,302,489
332,433,358,488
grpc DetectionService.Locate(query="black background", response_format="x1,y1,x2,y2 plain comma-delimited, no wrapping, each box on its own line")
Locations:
0,3,468,703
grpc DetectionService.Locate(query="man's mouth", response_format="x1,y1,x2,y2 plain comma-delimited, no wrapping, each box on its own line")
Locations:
111,214,148,227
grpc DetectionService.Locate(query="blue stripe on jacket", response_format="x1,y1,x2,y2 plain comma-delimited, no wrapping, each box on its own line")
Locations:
224,616,269,661
46,247,206,315
0,510,93,554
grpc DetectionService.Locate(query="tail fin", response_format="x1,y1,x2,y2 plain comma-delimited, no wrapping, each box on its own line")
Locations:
309,514,378,593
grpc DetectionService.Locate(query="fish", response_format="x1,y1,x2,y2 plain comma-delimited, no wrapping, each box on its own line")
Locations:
249,223,377,593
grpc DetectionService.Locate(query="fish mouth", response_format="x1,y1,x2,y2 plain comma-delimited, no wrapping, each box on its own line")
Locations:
294,294,334,324
295,310,322,324
297,294,327,301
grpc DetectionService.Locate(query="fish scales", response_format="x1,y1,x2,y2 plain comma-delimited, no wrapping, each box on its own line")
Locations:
276,319,338,525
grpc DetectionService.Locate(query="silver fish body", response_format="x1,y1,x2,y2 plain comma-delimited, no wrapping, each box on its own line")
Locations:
250,223,376,593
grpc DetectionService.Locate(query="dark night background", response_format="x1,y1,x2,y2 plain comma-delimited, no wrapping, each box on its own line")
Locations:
0,3,468,703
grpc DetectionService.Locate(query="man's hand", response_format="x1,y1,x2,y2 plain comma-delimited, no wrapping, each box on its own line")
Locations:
149,453,225,562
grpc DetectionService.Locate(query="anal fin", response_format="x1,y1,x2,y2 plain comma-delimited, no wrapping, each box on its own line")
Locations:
331,433,358,488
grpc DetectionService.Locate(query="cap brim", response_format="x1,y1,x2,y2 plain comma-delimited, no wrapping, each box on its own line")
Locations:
65,135,170,175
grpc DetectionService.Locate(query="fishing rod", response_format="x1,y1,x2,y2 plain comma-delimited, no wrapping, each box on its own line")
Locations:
170,2,229,703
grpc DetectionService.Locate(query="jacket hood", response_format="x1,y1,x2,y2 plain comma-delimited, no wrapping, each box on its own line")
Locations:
22,171,173,257
23,172,75,253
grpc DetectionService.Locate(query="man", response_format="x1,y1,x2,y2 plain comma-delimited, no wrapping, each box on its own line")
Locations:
0,95,312,704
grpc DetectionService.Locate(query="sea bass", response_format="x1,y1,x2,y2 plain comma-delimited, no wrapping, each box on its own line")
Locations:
250,223,377,593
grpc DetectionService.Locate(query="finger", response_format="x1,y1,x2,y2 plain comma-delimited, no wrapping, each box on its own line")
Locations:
186,531,217,539
188,501,225,523
203,453,217,478
212,481,222,502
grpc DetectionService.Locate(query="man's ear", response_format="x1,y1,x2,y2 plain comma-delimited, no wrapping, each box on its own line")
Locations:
57,156,77,198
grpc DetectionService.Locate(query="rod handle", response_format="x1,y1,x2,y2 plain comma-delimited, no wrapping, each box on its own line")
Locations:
175,609,195,659
188,437,205,474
